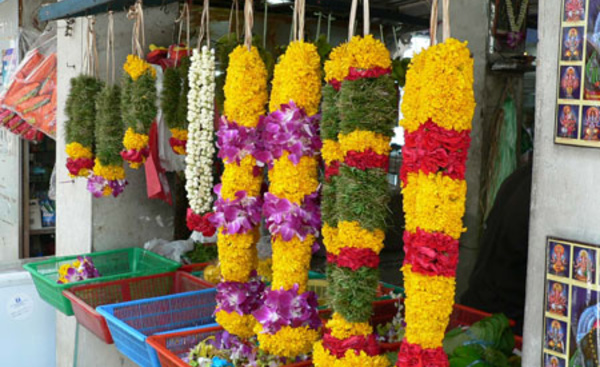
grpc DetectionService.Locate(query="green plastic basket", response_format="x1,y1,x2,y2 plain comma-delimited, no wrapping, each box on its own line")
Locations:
23,248,181,315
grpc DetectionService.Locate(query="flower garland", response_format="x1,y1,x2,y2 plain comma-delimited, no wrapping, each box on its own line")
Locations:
87,84,127,197
397,38,475,367
120,55,157,169
162,57,191,155
212,45,268,338
185,46,217,236
65,76,103,178
314,34,397,367
252,40,323,358
57,256,100,284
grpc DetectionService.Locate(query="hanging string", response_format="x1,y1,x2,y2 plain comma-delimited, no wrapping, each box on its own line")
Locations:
175,3,190,48
348,0,358,39
429,0,439,46
198,0,211,49
379,24,384,42
244,0,253,50
263,1,268,48
363,0,370,36
292,0,297,42
106,11,116,83
327,13,333,43
127,0,146,57
298,0,305,42
430,0,451,46
392,25,399,55
443,0,450,41
228,0,240,42
315,12,322,42
85,17,99,78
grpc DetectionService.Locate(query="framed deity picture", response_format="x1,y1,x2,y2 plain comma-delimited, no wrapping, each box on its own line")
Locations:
543,237,600,366
554,0,600,148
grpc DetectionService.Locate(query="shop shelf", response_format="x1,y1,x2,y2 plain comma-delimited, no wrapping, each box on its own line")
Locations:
63,271,214,344
146,325,312,367
23,248,181,315
97,288,217,367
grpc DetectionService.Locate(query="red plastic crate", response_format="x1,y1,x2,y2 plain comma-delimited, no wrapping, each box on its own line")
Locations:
179,263,210,274
147,325,312,367
63,271,214,344
379,303,521,352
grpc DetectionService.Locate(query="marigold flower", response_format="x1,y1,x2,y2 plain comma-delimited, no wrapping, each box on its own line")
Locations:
339,130,392,156
122,127,149,151
93,159,125,181
220,156,263,200
402,265,455,349
324,35,392,83
215,310,258,339
313,341,390,367
123,54,156,81
268,153,319,204
327,312,372,340
270,41,322,116
327,221,385,256
271,235,314,293
217,230,259,282
256,325,320,358
66,142,93,160
223,46,268,128
322,139,344,165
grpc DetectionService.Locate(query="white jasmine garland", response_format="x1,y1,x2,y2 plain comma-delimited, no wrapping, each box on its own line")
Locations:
185,46,216,214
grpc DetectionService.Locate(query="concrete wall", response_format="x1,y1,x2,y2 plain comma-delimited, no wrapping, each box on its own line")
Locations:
55,5,177,366
522,0,595,365
0,0,21,262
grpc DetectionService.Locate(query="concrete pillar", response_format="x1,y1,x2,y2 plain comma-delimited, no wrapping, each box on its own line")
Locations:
521,0,600,364
55,5,177,366
448,0,491,298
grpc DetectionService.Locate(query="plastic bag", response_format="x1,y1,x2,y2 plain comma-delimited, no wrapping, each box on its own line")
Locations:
0,26,56,139
144,238,195,263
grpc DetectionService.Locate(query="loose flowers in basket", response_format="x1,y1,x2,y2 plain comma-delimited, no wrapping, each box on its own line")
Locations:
57,256,101,284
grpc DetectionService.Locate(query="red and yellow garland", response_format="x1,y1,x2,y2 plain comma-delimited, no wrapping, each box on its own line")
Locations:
314,34,395,367
397,38,475,367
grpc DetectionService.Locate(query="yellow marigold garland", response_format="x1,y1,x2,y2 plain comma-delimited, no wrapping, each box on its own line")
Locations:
169,127,188,155
220,156,263,199
268,153,319,204
322,140,344,165
400,39,475,133
402,171,467,240
402,265,455,349
255,325,320,358
326,221,385,256
271,235,313,293
215,310,258,340
217,230,259,283
123,54,156,81
66,142,94,160
269,41,322,116
338,130,392,156
324,35,392,83
93,159,126,181
223,46,268,128
313,342,390,367
327,313,372,340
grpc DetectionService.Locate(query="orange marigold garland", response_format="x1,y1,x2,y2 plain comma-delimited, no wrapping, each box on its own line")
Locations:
313,34,397,367
397,38,475,367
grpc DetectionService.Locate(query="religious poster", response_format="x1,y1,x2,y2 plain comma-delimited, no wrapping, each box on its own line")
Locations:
543,237,600,366
555,0,600,147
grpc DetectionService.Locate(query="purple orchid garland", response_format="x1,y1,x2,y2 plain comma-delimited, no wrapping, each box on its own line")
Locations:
87,175,128,198
210,184,263,235
263,192,320,243
216,275,266,316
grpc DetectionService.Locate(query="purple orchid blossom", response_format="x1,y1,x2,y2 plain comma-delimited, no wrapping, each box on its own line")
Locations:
262,192,321,242
255,102,322,167
253,284,321,334
217,117,259,164
87,175,127,198
216,276,266,315
210,185,263,235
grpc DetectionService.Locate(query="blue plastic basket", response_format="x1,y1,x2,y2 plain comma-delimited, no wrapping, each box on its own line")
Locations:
96,289,218,367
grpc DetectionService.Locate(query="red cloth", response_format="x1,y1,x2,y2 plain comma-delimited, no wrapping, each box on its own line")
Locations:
145,121,172,204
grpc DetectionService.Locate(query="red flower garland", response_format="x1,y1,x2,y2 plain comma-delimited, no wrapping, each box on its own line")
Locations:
120,147,150,165
327,247,380,271
400,121,471,184
169,136,187,154
66,157,95,177
396,340,449,367
403,228,459,277
345,150,389,171
325,161,341,181
346,66,392,81
322,332,381,358
186,208,216,237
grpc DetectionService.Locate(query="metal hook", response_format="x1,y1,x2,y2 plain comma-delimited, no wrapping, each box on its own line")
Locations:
66,63,76,69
